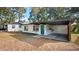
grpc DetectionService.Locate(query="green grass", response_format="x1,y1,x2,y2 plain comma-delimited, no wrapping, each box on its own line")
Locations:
71,31,79,34
72,32,79,34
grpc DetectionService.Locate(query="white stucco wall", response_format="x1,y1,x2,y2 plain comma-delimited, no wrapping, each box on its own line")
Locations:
38,25,42,35
22,24,40,35
7,24,22,32
53,25,68,34
8,24,68,35
45,25,68,35
44,25,52,35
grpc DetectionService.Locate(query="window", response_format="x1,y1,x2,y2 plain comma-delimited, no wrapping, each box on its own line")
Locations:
12,25,15,28
48,25,54,31
48,25,51,30
33,25,39,31
24,26,28,31
19,25,21,28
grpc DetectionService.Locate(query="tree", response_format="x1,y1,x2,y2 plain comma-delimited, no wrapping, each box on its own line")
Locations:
0,7,26,29
29,7,52,22
28,7,71,22
69,7,79,33
15,7,26,22
28,7,41,22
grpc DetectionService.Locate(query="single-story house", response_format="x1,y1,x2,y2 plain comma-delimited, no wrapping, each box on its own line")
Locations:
7,20,71,41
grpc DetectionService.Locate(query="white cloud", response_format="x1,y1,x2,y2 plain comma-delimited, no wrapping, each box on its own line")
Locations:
15,17,29,22
21,17,28,21
15,19,19,22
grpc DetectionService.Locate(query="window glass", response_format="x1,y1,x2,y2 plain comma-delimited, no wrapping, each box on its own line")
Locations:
19,25,21,28
24,26,28,31
48,25,54,31
33,25,39,31
12,25,15,28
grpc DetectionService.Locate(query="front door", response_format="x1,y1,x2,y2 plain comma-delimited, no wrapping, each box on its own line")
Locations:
41,24,44,35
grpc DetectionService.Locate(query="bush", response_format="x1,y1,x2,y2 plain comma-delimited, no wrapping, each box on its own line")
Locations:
71,24,79,34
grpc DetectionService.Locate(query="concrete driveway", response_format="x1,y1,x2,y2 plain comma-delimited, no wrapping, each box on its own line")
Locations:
0,31,79,51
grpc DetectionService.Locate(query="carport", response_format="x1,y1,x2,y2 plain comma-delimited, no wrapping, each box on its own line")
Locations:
31,20,71,41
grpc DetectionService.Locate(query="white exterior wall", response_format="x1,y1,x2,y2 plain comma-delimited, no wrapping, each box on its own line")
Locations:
44,25,52,35
8,24,68,35
22,25,41,35
38,25,42,35
45,25,68,35
52,25,68,34
7,24,21,32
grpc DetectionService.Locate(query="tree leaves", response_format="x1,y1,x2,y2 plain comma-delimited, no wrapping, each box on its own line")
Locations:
29,7,71,22
0,7,25,29
0,7,25,23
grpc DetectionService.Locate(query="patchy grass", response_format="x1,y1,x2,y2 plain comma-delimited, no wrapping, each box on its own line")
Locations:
71,33,79,44
72,31,79,34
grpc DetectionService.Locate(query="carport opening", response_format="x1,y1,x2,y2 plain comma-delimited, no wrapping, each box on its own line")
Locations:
45,24,69,41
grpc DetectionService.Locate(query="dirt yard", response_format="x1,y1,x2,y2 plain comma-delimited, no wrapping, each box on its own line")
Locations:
0,31,79,51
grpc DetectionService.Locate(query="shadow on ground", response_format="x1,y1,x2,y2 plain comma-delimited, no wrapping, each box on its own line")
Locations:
10,32,59,47
0,32,78,51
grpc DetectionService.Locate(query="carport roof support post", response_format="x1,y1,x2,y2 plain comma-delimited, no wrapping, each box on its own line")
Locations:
68,21,71,41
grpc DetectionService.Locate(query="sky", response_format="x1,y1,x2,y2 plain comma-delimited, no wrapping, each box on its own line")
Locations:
21,7,31,21
15,7,31,22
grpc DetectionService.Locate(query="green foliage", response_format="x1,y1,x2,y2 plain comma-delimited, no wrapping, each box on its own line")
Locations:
0,7,25,24
14,7,26,22
28,7,71,22
72,31,79,34
69,7,79,34
0,7,25,29
69,7,79,13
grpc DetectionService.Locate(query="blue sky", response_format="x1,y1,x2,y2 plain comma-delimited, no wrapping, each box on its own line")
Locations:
15,7,31,22
21,7,31,21
25,7,31,18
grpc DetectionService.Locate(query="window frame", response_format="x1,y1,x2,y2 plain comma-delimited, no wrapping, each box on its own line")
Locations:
12,25,15,28
19,25,21,28
24,25,28,31
33,25,39,31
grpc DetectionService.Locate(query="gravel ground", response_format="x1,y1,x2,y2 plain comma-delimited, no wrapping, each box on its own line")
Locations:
0,31,79,51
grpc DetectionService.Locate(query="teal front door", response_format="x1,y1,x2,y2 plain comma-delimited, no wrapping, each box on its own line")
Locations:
41,24,44,35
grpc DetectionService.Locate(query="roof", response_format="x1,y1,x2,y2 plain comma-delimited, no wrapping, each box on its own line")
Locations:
30,20,71,25
21,23,31,25
9,21,31,25
10,22,21,24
